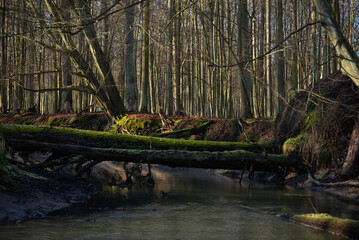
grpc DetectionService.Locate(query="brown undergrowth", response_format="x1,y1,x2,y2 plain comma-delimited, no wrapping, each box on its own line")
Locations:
276,70,359,174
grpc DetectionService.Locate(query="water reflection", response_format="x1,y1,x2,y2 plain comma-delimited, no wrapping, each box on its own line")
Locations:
0,165,356,240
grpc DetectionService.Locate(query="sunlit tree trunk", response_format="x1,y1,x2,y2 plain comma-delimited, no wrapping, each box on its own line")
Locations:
265,0,271,117
166,0,174,115
139,0,150,112
174,1,181,114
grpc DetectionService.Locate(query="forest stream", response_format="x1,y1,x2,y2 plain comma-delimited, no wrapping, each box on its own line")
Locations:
1,164,358,240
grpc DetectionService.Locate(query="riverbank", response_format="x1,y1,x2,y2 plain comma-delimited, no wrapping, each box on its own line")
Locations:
0,169,99,224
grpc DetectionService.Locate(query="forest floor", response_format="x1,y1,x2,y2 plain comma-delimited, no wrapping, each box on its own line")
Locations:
1,111,359,225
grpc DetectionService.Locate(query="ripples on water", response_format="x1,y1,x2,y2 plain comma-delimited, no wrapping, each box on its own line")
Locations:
0,165,356,240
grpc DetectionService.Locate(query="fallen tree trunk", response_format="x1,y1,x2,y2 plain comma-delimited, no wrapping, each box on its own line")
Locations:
6,139,296,171
0,124,274,152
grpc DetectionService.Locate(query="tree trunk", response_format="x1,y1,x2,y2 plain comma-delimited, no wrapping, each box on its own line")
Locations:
165,0,174,115
125,0,138,112
340,115,359,179
290,0,298,96
265,0,271,117
174,1,181,115
5,140,294,172
139,0,150,112
0,0,7,113
275,0,285,113
61,0,73,114
238,0,251,118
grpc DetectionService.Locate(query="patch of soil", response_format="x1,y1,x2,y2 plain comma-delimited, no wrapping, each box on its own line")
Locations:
238,119,275,142
205,120,240,142
0,170,99,224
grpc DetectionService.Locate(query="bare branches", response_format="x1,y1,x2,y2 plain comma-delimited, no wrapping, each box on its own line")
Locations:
208,21,321,68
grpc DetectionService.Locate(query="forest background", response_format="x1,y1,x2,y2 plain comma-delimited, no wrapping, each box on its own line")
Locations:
0,0,358,121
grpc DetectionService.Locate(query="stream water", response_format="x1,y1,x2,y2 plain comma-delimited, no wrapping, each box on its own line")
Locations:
1,165,358,240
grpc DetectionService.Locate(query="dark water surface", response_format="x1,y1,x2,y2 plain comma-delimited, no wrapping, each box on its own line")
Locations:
1,165,357,240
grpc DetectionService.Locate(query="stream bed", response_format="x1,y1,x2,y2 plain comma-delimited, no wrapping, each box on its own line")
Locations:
1,165,358,240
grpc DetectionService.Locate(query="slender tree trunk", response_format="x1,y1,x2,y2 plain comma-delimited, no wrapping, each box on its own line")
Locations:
290,0,298,96
125,0,137,112
61,0,73,115
0,0,7,113
62,51,73,113
174,1,181,114
238,0,251,118
276,0,285,113
165,0,174,115
251,0,259,118
265,0,271,117
139,0,150,112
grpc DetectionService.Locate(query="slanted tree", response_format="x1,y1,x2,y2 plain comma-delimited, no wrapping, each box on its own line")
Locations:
25,0,126,122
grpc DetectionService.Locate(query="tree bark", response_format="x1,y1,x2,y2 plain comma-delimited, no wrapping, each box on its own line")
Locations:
60,0,73,114
265,0,271,117
125,0,138,112
0,0,7,113
139,0,150,112
275,0,285,113
340,115,359,179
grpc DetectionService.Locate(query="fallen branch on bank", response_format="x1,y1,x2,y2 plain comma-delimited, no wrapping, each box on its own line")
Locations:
308,172,359,188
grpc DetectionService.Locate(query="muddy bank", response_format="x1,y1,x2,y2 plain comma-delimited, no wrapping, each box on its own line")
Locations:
0,170,99,224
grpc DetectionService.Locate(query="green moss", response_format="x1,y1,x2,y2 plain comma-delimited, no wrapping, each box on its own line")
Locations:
112,117,161,135
47,117,65,127
304,109,317,132
282,134,307,155
173,119,183,126
0,123,275,152
291,213,359,238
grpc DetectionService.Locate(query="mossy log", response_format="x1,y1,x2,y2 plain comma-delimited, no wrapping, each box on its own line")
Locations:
0,124,274,152
6,139,295,171
290,213,359,239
